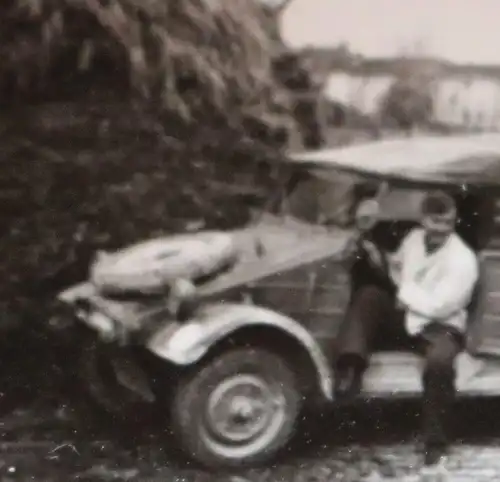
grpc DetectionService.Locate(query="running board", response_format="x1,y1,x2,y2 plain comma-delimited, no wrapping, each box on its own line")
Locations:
360,351,500,397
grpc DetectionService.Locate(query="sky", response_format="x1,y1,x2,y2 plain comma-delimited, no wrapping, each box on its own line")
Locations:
280,0,500,64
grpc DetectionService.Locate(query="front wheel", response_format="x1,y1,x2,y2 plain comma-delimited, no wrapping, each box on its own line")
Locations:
170,348,301,469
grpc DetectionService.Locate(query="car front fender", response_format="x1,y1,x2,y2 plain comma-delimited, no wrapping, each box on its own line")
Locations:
146,302,334,401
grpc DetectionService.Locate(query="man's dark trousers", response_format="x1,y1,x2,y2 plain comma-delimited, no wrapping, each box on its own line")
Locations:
335,284,463,453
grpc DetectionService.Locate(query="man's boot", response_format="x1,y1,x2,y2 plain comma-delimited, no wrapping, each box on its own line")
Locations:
334,364,363,400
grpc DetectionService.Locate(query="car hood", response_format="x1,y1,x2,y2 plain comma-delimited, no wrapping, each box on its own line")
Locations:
232,214,338,258
58,216,351,311
196,216,351,297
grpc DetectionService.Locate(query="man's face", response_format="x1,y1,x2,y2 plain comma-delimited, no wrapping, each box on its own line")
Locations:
421,201,456,244
354,199,380,232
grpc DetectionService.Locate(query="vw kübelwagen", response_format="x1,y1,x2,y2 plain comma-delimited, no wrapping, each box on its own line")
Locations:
53,133,500,468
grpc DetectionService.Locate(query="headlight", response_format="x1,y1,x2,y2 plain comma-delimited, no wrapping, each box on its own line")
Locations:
168,278,197,320
86,311,118,342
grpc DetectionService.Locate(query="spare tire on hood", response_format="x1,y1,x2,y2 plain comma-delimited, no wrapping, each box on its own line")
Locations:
90,231,237,296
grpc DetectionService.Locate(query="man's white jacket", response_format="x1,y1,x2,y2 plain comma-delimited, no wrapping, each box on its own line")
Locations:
392,228,479,336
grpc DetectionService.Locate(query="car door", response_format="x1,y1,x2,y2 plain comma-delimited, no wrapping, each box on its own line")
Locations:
467,250,500,356
467,194,500,355
306,257,351,358
249,254,349,351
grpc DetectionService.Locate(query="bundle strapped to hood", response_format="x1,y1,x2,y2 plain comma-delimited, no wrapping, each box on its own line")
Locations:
90,231,238,296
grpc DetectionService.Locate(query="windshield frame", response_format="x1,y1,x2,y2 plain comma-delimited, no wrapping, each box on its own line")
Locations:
254,168,362,228
251,170,300,224
253,165,452,228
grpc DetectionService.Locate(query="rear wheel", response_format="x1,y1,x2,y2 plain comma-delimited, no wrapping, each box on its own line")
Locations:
170,348,301,469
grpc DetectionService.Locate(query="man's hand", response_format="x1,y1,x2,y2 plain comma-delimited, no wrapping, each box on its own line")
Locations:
341,238,361,267
361,239,385,269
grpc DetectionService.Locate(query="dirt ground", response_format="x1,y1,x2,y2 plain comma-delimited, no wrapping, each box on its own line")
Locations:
1,398,500,481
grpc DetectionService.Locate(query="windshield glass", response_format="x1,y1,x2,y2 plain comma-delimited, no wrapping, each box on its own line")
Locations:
263,171,427,227
275,172,362,226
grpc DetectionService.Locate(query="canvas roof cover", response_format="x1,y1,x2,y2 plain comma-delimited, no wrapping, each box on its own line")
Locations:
288,133,500,190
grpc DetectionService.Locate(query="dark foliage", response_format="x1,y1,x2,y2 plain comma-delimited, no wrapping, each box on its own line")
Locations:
0,0,304,404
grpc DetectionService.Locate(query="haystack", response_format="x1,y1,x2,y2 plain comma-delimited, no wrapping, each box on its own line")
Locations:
0,0,294,297
0,0,298,398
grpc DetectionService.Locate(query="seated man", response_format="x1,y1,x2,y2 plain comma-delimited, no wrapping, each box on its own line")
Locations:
334,190,479,470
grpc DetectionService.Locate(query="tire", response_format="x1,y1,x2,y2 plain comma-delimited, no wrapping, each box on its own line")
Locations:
91,231,237,295
170,348,301,469
78,342,150,417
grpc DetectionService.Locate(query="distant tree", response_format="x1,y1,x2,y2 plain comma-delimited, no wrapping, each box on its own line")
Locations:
378,59,436,130
379,79,434,130
272,51,325,148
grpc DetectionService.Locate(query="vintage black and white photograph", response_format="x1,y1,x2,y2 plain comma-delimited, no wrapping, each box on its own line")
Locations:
2,0,500,480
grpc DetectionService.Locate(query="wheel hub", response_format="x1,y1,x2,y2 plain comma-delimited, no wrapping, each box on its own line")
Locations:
206,374,285,444
229,395,259,422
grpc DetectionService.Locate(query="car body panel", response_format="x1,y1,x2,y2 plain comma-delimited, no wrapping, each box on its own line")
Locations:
146,302,335,400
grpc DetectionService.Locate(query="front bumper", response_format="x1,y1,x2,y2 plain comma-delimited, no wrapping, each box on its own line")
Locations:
49,299,185,403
